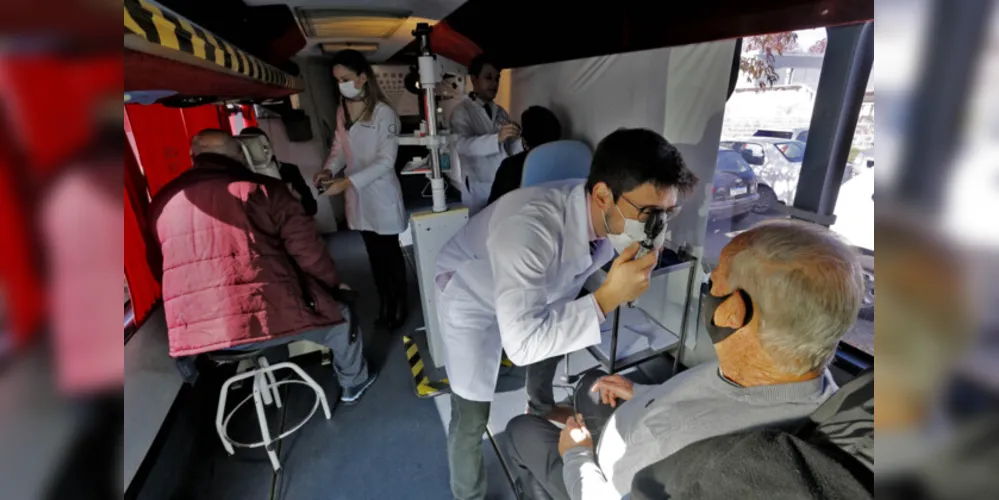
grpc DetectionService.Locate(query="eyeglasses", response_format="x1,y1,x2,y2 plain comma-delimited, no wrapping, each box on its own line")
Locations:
619,194,681,222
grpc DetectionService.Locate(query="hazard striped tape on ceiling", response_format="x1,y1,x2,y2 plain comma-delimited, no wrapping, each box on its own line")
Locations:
124,0,302,90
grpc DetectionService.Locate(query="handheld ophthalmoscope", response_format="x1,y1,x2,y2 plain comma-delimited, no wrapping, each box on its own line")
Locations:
627,211,666,307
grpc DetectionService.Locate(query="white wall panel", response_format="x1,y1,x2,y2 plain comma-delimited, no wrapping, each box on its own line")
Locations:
507,39,737,363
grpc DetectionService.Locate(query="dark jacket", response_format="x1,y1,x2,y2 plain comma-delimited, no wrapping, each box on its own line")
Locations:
149,154,343,357
487,151,528,205
278,161,318,216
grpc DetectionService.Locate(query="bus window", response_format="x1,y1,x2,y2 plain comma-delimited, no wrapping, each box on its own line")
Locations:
708,27,874,357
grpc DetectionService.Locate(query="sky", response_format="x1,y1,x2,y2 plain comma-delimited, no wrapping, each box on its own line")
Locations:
795,28,827,50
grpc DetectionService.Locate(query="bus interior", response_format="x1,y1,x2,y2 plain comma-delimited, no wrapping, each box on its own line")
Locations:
122,1,895,498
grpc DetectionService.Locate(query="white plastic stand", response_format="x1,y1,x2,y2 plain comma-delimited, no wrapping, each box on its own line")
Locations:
430,177,447,213
406,22,471,369
215,359,332,472
410,208,469,368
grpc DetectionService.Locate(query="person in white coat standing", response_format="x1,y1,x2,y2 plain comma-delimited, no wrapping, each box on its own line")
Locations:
450,54,523,215
436,128,699,500
315,50,409,330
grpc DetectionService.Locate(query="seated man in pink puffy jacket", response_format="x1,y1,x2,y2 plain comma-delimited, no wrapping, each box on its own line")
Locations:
149,129,377,405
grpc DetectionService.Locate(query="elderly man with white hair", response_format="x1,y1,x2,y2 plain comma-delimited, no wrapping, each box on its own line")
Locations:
504,219,865,500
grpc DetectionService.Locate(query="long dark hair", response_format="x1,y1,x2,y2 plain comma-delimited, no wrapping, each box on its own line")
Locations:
331,49,388,122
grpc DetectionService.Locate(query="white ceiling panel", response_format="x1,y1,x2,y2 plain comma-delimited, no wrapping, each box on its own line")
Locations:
243,0,467,62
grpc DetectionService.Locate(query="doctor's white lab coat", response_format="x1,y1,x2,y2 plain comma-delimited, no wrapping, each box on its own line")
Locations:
324,102,406,235
449,96,523,214
435,180,614,402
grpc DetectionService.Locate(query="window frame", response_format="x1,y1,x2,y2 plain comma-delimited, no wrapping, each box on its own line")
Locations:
716,150,751,173
742,142,767,163
773,140,806,162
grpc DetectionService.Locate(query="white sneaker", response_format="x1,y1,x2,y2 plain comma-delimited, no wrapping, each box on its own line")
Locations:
341,372,378,405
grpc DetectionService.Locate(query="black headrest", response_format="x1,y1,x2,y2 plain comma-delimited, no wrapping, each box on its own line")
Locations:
631,430,872,500
631,370,875,499
800,368,874,471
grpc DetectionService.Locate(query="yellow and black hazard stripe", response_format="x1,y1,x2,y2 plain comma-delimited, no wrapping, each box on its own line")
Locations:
501,354,514,368
124,0,301,90
403,336,449,398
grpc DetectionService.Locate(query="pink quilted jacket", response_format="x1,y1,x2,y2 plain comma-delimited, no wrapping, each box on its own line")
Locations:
151,154,343,357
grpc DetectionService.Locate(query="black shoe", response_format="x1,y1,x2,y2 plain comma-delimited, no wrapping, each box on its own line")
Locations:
389,294,409,330
374,315,393,330
340,372,378,405
388,311,408,331
374,300,393,329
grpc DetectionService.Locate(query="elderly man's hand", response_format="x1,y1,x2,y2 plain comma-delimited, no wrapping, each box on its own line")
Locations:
558,414,593,456
313,169,334,186
590,374,634,408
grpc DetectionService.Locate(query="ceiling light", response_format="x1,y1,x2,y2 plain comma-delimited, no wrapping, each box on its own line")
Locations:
297,8,411,39
320,42,380,54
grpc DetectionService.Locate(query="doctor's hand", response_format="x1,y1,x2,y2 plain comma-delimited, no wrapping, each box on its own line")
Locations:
313,169,334,186
590,374,635,407
498,123,521,143
593,242,658,314
558,414,594,456
321,178,351,196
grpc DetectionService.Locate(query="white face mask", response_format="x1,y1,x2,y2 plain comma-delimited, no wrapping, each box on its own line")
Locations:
604,202,667,255
339,80,363,100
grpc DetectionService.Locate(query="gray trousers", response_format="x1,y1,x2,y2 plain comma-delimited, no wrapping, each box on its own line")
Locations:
231,307,368,389
504,371,617,500
448,355,562,500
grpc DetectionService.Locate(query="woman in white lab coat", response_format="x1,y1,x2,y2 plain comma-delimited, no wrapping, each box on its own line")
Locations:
315,49,408,329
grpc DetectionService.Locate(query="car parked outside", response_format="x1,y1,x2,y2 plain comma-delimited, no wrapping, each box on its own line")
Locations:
845,145,874,182
709,149,759,222
720,137,806,213
831,166,874,320
753,128,809,143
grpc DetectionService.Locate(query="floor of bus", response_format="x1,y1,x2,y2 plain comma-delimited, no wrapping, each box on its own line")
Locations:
139,229,656,500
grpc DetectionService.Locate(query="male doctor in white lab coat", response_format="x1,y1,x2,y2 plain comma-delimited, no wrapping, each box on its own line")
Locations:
435,128,699,500
450,54,523,215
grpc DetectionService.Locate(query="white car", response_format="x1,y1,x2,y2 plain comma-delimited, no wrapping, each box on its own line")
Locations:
845,146,874,182
720,137,807,213
831,167,874,320
753,128,809,143
831,168,874,252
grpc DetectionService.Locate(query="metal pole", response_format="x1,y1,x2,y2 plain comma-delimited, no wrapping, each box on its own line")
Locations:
423,89,442,179
413,22,448,212
672,261,699,376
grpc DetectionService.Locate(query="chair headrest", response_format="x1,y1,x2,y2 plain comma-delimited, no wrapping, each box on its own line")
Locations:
629,370,876,500
631,430,873,500
803,368,874,470
520,140,592,188
237,135,282,180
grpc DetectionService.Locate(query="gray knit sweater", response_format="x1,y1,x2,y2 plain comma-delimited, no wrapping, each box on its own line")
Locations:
562,360,837,499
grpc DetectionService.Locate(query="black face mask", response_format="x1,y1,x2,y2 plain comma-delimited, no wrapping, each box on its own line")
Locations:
700,280,754,344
